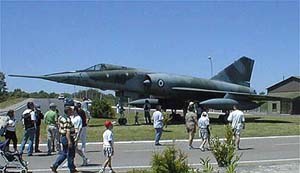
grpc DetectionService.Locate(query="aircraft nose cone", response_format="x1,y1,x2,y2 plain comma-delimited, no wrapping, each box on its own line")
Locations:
43,72,80,82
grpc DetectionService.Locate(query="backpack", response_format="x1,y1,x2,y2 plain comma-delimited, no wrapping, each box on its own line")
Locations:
23,111,34,129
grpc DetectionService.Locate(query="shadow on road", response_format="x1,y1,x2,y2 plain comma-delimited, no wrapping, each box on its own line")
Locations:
238,147,254,151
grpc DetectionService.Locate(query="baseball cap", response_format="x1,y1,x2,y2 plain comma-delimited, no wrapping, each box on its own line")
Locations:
104,121,112,128
49,103,57,107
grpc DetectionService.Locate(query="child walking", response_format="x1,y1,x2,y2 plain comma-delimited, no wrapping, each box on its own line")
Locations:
99,121,115,173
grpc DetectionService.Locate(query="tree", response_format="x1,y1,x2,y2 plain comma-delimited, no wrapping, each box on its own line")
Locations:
0,72,8,102
90,98,115,118
10,89,29,98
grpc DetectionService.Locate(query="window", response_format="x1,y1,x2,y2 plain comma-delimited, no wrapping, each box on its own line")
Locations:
272,103,277,110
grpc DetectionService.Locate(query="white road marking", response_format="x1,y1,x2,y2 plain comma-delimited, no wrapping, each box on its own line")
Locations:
12,135,300,147
28,158,300,172
274,143,300,146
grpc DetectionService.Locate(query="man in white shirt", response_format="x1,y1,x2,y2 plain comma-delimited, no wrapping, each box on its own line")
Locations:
70,111,89,166
99,121,115,173
198,110,210,151
227,105,245,150
152,105,164,146
19,102,36,156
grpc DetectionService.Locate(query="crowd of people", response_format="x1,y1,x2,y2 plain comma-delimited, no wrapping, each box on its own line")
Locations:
183,102,245,151
3,101,93,173
2,100,245,173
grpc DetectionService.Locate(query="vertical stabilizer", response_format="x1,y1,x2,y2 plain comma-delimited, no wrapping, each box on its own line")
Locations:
211,56,254,87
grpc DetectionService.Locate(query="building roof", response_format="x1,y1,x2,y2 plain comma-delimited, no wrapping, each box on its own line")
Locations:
267,76,300,92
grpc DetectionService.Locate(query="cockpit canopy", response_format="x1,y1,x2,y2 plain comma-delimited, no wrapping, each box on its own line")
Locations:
81,64,135,72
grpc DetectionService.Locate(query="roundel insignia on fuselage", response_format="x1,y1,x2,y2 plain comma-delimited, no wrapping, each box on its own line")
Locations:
157,79,164,87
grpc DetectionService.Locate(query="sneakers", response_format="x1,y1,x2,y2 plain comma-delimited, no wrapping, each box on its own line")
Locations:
98,168,104,173
188,145,194,150
70,169,79,173
35,149,42,153
82,158,89,166
200,147,205,152
50,165,57,173
108,169,115,173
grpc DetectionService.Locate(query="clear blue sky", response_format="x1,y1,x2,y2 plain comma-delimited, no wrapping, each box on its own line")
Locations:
1,1,299,94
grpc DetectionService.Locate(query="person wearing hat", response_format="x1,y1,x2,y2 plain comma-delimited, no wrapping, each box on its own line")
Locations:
5,110,18,152
51,106,78,173
19,102,36,156
185,102,197,149
198,107,210,151
99,120,115,173
44,103,60,155
34,104,44,153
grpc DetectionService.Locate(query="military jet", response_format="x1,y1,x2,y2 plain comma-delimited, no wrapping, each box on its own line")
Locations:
9,57,286,111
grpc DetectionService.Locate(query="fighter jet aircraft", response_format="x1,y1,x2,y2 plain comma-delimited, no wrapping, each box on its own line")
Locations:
9,57,287,111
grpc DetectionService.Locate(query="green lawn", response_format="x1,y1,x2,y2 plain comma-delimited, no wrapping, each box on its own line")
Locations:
0,98,26,109
1,113,299,143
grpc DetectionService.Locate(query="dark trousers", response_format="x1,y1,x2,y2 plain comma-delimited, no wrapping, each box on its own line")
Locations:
5,130,18,151
144,111,151,124
35,125,40,151
52,136,76,171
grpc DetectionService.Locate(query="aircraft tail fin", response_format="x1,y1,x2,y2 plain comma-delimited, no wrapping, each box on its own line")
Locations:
211,56,254,87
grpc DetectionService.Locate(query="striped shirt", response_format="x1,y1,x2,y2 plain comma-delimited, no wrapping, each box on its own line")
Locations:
58,114,75,136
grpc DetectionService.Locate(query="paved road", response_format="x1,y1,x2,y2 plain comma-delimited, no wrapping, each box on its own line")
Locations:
0,98,65,122
10,136,299,173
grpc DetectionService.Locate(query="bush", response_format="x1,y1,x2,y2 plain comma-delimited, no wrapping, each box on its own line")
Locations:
90,98,115,118
199,157,214,173
151,146,190,173
162,112,172,128
210,125,240,167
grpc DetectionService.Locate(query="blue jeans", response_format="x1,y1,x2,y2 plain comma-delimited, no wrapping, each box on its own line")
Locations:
52,136,76,171
155,128,163,144
19,127,35,155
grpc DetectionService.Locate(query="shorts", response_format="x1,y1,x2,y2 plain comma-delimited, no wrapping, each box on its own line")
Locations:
233,128,242,135
186,125,196,133
199,128,209,139
103,146,113,157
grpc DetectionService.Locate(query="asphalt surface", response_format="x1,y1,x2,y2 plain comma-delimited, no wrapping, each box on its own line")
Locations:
2,136,296,173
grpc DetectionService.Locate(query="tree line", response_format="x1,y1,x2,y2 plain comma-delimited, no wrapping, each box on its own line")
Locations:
0,72,116,104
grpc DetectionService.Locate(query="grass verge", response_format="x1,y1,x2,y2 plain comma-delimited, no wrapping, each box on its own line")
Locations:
1,113,299,143
0,98,26,109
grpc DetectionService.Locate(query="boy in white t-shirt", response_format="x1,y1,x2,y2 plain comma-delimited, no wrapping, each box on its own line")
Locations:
99,121,115,173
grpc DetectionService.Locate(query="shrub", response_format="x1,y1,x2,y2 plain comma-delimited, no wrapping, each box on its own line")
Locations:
162,112,172,128
90,98,115,118
199,157,214,173
151,146,190,173
210,125,240,167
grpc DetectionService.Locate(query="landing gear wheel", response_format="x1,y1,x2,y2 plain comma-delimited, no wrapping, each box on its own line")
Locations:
118,118,127,125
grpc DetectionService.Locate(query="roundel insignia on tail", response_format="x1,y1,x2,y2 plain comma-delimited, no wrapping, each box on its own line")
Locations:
157,79,164,87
